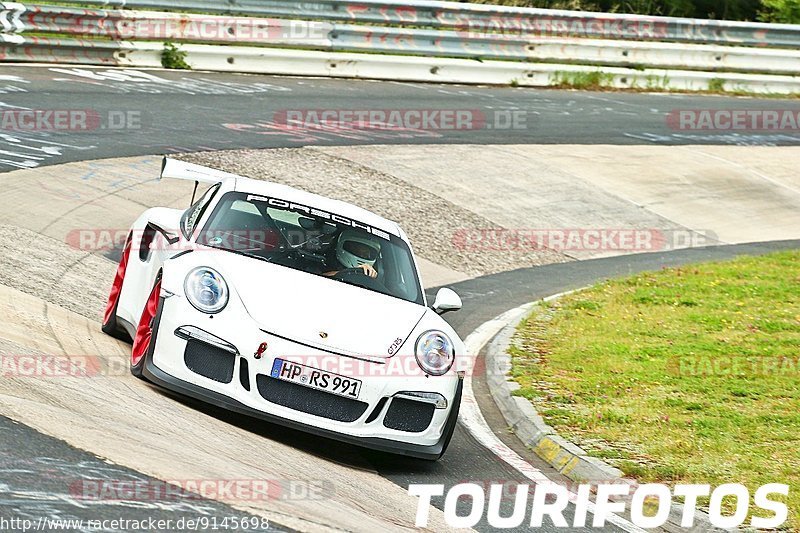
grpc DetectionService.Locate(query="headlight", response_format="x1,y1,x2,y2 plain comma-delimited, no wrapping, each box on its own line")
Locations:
415,330,455,376
184,267,228,314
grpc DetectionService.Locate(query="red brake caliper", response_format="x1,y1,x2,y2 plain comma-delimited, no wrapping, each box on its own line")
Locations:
103,237,132,325
131,278,161,367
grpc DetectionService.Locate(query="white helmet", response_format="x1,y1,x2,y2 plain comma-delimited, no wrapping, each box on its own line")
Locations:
336,229,381,269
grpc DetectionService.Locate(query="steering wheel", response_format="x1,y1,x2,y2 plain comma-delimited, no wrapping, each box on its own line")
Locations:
333,268,369,280
333,268,389,292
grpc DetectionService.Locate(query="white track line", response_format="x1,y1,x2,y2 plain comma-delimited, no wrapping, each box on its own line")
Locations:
460,301,646,533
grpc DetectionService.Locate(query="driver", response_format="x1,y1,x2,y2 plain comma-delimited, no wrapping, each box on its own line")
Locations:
323,229,381,279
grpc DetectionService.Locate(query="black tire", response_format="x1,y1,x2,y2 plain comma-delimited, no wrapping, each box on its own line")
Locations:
101,311,131,342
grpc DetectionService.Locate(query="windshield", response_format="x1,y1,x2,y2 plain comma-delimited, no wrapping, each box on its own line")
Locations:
197,192,423,305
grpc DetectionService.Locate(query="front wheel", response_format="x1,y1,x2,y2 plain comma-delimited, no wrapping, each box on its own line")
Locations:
130,274,163,380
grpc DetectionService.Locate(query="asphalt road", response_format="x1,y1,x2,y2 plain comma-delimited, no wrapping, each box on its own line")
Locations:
1,65,799,532
4,240,799,532
0,65,799,173
0,416,289,533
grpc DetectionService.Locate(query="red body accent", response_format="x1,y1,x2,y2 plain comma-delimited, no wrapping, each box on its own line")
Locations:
103,236,132,324
132,278,161,367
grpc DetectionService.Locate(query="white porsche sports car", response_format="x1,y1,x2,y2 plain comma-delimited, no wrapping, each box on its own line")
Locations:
102,158,465,460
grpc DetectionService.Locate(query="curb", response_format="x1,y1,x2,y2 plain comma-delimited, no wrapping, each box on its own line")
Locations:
485,295,622,483
484,295,725,533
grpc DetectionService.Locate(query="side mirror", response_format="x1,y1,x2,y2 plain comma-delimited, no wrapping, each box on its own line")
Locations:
432,288,462,315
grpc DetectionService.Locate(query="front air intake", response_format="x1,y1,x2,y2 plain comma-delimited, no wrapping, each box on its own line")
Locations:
184,339,235,384
383,397,435,433
256,375,368,422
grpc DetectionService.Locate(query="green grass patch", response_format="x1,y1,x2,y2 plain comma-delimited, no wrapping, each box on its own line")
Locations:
510,250,800,527
708,78,726,92
550,70,615,90
161,41,191,70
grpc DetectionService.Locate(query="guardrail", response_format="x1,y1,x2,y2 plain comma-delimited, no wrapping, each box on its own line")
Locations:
1,1,799,94
43,0,800,48
0,35,121,65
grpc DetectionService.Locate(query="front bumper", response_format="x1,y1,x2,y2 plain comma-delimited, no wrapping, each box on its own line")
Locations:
143,353,462,460
144,293,462,460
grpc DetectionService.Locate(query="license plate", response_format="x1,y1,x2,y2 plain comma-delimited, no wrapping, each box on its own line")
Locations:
270,358,362,399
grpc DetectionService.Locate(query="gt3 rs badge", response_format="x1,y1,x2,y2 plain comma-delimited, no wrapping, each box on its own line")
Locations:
387,337,403,355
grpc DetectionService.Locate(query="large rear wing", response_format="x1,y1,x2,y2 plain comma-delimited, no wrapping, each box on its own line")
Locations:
160,157,242,184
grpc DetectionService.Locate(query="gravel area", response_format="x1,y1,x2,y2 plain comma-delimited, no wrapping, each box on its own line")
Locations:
178,148,569,277
0,225,112,322
0,146,568,324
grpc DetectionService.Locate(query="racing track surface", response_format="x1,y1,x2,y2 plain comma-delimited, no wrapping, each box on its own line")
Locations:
1,64,799,532
1,65,800,173
0,416,288,532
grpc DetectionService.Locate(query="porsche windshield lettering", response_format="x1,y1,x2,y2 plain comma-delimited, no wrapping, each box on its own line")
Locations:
246,194,392,241
199,192,423,304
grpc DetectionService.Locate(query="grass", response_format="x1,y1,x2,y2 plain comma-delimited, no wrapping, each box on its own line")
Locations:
161,41,191,70
708,78,727,92
509,250,800,528
550,70,616,90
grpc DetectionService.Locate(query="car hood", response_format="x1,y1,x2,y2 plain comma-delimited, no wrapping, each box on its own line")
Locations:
215,252,427,359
